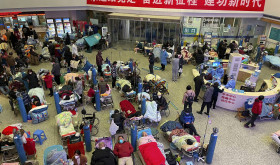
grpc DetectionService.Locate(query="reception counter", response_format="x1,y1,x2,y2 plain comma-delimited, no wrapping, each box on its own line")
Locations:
193,69,280,111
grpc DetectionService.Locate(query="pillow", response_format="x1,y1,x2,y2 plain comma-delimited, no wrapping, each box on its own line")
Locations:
137,129,152,140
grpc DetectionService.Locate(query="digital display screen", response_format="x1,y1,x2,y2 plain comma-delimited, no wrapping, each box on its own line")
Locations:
47,19,53,23
55,19,62,23
63,18,70,22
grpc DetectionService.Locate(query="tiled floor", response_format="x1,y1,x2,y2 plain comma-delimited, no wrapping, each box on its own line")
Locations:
0,40,280,164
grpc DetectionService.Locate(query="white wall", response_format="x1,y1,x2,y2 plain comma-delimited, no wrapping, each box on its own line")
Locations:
264,0,280,17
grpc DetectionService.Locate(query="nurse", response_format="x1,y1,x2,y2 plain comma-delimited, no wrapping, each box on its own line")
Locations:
215,64,224,79
225,75,236,89
212,76,221,86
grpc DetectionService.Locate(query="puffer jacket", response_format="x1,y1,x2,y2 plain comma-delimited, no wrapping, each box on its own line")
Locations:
251,98,263,115
203,86,214,102
180,111,195,124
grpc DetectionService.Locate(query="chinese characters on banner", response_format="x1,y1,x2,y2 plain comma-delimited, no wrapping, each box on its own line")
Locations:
87,0,265,11
220,92,236,105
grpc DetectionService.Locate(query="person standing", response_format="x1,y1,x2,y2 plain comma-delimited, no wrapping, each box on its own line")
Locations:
211,82,224,109
197,83,214,115
244,96,264,128
6,52,16,75
42,72,54,96
51,58,61,85
10,32,18,49
172,54,179,81
64,46,72,67
96,51,104,76
23,69,40,90
193,73,205,102
113,136,134,165
65,32,71,45
111,61,117,89
182,85,195,111
178,53,184,77
74,77,83,104
148,52,154,74
160,48,168,71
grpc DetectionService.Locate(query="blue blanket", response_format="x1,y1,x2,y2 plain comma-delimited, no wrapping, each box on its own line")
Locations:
160,121,182,132
265,55,280,67
46,150,67,165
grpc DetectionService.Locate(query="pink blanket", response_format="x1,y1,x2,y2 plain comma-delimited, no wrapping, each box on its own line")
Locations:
139,135,156,146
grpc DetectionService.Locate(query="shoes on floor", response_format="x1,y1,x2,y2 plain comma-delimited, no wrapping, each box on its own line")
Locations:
197,111,202,114
213,107,216,109
251,124,256,127
204,112,209,115
244,124,249,128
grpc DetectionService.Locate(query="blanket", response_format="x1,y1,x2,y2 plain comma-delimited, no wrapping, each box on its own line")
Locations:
139,142,166,165
144,74,161,82
46,150,67,165
59,124,76,137
139,135,156,146
144,101,161,122
168,129,188,142
70,60,80,69
160,121,183,132
64,73,79,84
55,111,73,127
137,92,150,101
265,55,280,67
28,88,46,104
116,79,131,89
172,135,200,151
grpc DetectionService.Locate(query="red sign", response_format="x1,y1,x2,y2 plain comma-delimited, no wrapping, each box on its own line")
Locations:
87,0,265,12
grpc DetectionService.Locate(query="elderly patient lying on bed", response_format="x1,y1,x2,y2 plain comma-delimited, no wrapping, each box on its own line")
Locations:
138,132,166,165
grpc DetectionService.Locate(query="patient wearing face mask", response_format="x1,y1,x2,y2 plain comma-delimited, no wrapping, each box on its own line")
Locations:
72,150,87,165
155,92,168,111
113,136,134,165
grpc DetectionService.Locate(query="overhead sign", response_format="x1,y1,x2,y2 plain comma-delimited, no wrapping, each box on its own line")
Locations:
183,27,197,35
87,0,265,12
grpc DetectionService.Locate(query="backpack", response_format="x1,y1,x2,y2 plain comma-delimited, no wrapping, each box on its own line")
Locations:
186,93,194,103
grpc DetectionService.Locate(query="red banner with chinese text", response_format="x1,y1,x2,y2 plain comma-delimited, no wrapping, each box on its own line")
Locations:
87,0,265,12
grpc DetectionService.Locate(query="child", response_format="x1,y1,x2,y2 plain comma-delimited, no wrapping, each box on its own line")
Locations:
43,72,54,96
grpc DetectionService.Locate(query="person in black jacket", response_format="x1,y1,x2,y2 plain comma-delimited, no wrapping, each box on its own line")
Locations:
65,32,71,45
193,49,204,65
51,58,61,85
48,41,55,57
193,73,205,102
155,92,168,111
211,82,224,109
91,142,117,165
111,110,125,132
148,52,154,74
202,42,209,53
64,46,72,67
23,69,40,89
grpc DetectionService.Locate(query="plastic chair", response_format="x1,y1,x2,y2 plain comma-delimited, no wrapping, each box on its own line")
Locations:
33,130,47,145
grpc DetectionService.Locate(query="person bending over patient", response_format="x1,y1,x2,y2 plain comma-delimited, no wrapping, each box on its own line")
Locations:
113,136,134,165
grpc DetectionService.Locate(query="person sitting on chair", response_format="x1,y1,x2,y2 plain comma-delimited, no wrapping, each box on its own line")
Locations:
98,77,108,94
180,108,200,136
111,110,125,133
113,136,134,165
155,92,168,111
91,142,117,165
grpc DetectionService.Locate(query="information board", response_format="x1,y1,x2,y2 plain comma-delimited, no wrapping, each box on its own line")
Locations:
269,27,280,42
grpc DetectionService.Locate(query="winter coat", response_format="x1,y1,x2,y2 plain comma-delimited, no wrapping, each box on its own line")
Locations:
194,75,204,90
23,73,39,89
149,54,154,65
21,91,31,105
0,76,8,86
75,80,83,95
72,154,87,165
6,55,15,67
111,113,125,125
172,58,179,71
111,66,117,78
194,52,204,65
212,86,224,98
180,111,195,124
91,147,117,165
160,121,183,132
182,90,195,103
48,44,55,55
251,99,263,115
156,96,167,108
113,141,133,158
64,50,72,62
96,54,103,66
160,50,168,65
43,74,53,89
51,63,61,76
203,86,214,102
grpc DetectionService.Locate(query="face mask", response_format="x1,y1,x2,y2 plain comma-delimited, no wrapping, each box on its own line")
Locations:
29,72,32,74
119,139,124,143
75,156,79,159
158,96,161,98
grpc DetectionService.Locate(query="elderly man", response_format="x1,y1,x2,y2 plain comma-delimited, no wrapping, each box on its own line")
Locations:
91,142,117,165
113,136,134,165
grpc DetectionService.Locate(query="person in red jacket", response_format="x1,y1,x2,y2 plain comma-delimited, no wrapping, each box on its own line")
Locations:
244,95,264,128
43,72,54,97
113,136,134,165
